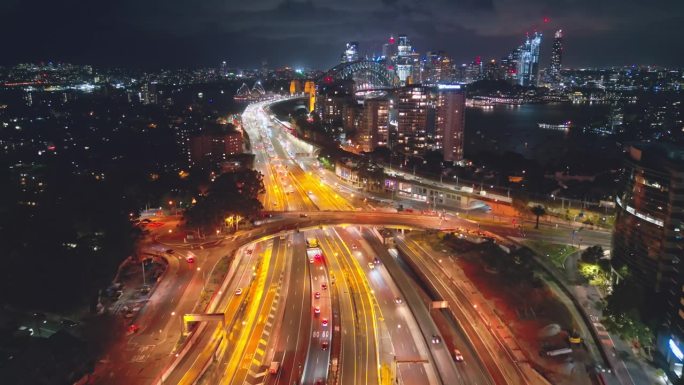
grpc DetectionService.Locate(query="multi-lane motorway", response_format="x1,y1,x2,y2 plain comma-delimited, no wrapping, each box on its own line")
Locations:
98,97,616,385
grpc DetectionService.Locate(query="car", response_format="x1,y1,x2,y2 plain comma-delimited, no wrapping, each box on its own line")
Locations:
315,379,324,385
373,257,381,264
368,262,375,269
321,341,329,350
314,306,320,315
185,255,195,263
141,219,152,223
60,319,78,327
299,213,308,218
321,318,328,327
166,249,174,254
431,335,441,344
453,349,464,362
127,324,140,334
139,285,151,295
314,291,321,299
235,288,243,296
394,297,403,304
351,244,357,249
321,283,327,290
309,257,314,263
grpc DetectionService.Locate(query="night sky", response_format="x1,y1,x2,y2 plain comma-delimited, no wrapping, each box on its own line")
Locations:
2,0,683,69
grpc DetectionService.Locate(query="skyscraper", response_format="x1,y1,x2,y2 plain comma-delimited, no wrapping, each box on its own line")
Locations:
512,32,542,86
394,85,465,161
358,98,390,152
549,30,563,85
611,144,684,380
395,34,414,85
434,85,465,162
341,41,360,63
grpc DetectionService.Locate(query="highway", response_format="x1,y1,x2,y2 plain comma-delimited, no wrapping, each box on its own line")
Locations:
98,96,615,385
318,228,379,385
219,236,288,385
341,226,440,385
395,235,548,385
270,234,312,385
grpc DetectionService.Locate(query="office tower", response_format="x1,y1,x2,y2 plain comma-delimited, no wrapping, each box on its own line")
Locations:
462,58,482,83
341,41,360,63
422,52,455,85
434,85,465,162
549,29,563,85
358,98,390,152
382,36,397,61
220,60,228,77
512,32,542,86
612,144,684,379
393,34,415,85
397,35,411,57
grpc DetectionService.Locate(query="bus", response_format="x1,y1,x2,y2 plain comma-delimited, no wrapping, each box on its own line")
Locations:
306,238,319,249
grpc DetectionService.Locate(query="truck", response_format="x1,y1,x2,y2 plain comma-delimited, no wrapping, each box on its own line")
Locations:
269,361,280,374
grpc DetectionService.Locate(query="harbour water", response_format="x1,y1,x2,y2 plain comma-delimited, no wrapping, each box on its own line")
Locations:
465,103,616,166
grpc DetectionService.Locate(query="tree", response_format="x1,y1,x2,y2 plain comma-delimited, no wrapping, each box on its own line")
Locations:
184,169,265,231
602,277,655,347
581,245,604,264
531,205,546,229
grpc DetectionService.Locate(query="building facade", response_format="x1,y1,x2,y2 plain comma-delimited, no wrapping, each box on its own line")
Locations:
358,98,390,152
189,126,243,169
612,144,684,381
434,85,465,162
394,85,465,161
549,29,563,86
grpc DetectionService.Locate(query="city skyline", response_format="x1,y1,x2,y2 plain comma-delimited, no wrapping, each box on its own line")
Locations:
2,0,684,69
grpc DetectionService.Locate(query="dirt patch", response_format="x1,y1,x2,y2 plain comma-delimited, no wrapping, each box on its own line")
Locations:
437,235,592,385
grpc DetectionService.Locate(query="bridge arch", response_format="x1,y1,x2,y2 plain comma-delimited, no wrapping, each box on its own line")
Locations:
321,60,399,91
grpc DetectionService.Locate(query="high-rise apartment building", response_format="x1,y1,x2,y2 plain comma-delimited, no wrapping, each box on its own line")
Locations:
357,98,390,152
434,85,465,162
396,85,430,154
395,85,465,161
612,144,684,380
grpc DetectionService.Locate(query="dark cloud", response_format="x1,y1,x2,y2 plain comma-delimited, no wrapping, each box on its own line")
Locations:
0,0,682,69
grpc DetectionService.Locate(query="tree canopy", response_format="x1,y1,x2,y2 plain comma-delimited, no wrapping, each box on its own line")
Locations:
184,169,265,231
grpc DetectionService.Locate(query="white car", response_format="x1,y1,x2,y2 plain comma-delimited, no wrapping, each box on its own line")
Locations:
453,349,464,362
235,288,243,296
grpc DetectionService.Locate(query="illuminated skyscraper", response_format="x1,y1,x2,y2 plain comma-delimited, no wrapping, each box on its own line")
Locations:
397,35,411,57
513,32,542,86
341,41,360,63
394,34,415,85
220,60,228,77
549,30,563,85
